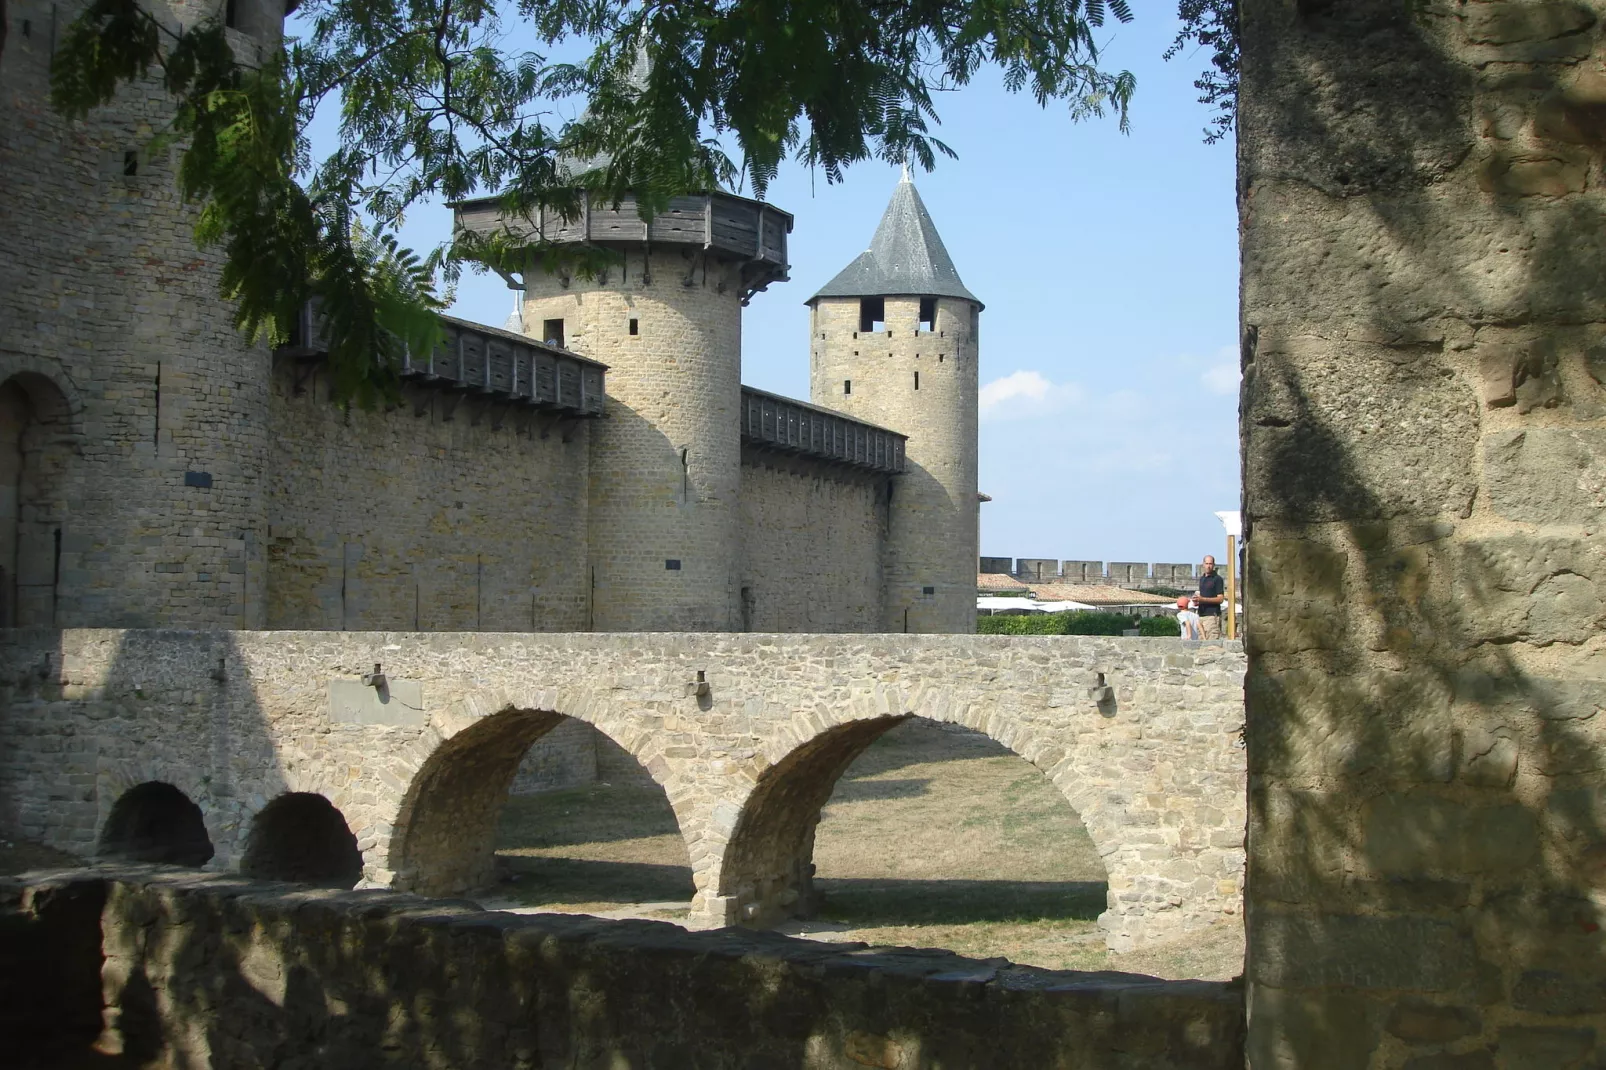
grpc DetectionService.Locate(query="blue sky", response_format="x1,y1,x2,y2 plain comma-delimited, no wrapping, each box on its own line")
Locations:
298,9,1240,567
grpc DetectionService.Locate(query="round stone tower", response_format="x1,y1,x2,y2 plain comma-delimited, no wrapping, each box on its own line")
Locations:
807,175,980,633
456,193,791,630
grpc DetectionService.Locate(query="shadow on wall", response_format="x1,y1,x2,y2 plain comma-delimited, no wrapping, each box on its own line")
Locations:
1241,0,1606,1062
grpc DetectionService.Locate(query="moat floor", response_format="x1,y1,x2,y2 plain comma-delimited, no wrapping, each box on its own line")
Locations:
492,719,1245,981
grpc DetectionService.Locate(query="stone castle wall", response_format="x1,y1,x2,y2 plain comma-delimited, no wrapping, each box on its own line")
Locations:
811,296,979,633
1241,0,1606,1064
0,0,284,630
738,451,889,632
3,871,1246,1070
264,357,592,631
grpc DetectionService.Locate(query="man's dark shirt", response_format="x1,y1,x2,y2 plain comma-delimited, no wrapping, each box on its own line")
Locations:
1197,572,1224,617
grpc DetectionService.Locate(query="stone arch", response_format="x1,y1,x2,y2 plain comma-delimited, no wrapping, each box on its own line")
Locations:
240,792,363,889
98,782,215,867
0,366,81,626
388,703,685,898
716,704,1124,932
717,715,909,925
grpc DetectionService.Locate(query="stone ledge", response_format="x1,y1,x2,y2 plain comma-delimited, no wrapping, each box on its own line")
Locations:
4,866,1246,1069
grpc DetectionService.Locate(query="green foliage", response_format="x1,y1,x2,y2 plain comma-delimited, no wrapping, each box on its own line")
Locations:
47,0,1140,400
977,611,1138,636
1138,614,1180,637
1166,0,1237,144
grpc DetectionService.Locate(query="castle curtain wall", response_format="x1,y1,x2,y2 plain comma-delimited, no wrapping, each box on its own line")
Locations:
737,452,889,633
264,358,592,631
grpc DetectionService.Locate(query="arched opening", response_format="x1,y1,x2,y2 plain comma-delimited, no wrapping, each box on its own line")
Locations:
0,373,74,626
719,715,907,926
240,792,362,888
496,719,693,916
99,782,214,867
392,710,691,917
721,718,1110,970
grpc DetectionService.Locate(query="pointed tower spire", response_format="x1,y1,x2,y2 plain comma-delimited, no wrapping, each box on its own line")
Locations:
808,176,981,307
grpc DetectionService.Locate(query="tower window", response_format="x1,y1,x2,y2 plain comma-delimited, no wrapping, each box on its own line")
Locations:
225,0,239,28
844,380,852,395
628,317,639,336
919,297,937,332
914,371,920,390
665,559,681,571
859,297,885,334
542,319,565,347
923,586,936,596
123,150,138,176
939,354,945,363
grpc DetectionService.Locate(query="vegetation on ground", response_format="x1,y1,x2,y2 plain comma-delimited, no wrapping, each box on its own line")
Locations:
977,610,1138,635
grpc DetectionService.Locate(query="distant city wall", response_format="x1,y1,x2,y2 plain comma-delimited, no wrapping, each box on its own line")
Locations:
980,557,1204,588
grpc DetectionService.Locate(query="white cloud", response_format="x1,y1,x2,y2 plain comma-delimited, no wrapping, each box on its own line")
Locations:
978,370,1084,419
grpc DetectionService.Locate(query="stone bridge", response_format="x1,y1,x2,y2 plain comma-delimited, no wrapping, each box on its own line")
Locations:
0,630,1245,950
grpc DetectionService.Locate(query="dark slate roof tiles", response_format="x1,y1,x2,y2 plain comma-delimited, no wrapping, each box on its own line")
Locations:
808,175,981,307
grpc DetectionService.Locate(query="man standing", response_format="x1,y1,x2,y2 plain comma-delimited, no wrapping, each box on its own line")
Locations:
1195,555,1226,639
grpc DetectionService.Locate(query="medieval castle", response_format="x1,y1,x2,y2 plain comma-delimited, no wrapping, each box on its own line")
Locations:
0,0,979,638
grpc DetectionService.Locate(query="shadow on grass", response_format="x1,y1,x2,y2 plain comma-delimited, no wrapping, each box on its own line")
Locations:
497,785,682,849
496,855,695,905
825,778,932,802
816,878,1107,925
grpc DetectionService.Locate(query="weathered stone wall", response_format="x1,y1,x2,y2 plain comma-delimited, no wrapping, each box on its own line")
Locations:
264,357,592,631
3,870,1246,1070
508,715,598,793
738,451,889,632
1240,0,1606,1064
0,629,1245,950
811,296,980,633
0,0,280,630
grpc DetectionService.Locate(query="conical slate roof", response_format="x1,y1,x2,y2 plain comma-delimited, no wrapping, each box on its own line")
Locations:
809,174,981,307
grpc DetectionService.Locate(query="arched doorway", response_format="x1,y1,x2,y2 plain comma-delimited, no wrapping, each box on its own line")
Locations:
0,372,74,627
720,717,1110,969
99,782,214,867
391,709,691,916
240,792,363,889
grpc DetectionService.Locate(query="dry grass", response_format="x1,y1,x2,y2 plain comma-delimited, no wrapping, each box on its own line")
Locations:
493,719,1244,980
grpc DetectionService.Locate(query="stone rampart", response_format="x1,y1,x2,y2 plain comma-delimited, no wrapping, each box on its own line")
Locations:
3,870,1245,1069
0,629,1246,951
738,451,889,632
985,558,1204,588
265,357,593,631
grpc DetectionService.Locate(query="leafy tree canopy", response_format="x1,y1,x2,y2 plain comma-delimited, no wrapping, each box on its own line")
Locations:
38,0,1231,404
